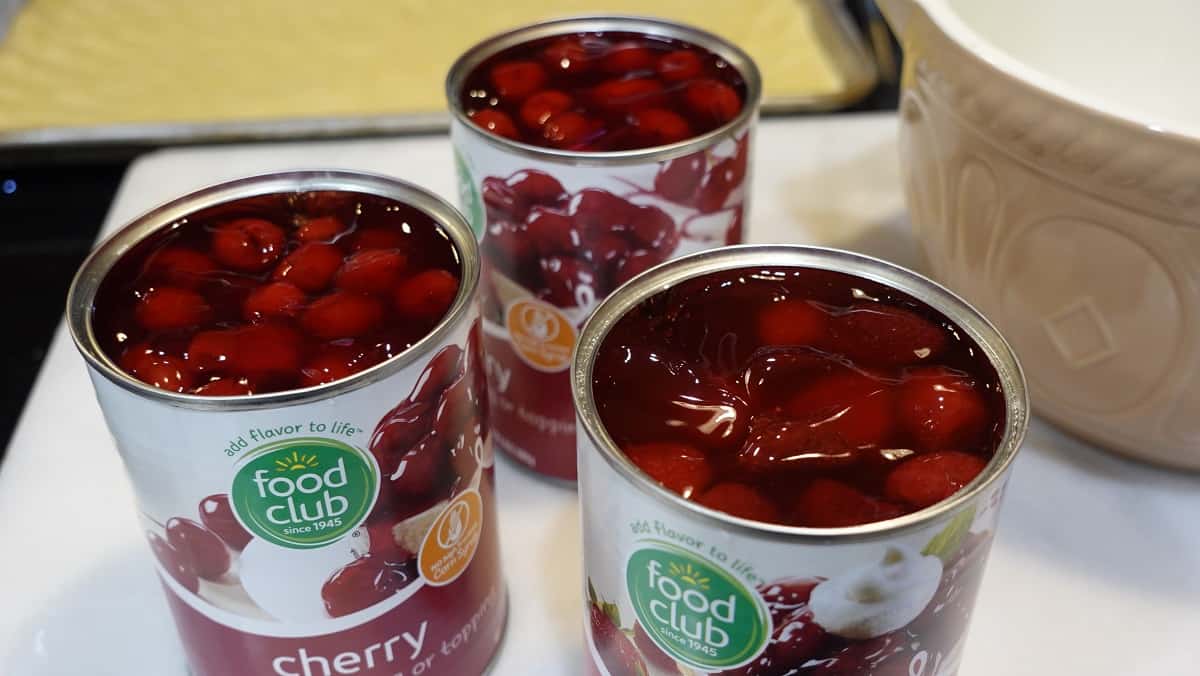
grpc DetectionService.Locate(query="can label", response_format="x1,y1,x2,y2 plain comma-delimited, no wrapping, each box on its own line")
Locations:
90,317,505,676
579,431,1005,676
453,120,754,480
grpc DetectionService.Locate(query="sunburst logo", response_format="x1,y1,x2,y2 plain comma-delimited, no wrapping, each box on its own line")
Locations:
668,561,711,590
274,450,319,472
231,438,379,549
626,542,770,671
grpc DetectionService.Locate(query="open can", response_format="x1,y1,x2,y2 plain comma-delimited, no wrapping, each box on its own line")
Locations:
447,15,763,480
573,245,1028,675
67,171,506,676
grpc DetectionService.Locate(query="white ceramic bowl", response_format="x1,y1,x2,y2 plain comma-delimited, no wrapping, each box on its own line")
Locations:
880,0,1200,469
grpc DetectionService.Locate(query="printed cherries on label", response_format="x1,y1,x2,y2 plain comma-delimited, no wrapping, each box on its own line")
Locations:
460,31,746,151
593,266,1006,528
92,191,463,396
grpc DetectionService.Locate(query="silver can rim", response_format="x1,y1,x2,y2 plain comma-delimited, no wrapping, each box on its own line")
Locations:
67,170,481,411
445,14,763,167
572,244,1030,543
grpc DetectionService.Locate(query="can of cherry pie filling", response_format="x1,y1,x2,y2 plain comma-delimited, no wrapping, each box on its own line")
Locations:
572,245,1028,676
447,16,762,480
67,171,506,676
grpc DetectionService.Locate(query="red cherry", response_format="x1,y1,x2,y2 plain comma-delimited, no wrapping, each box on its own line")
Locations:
884,450,988,509
683,78,742,125
120,346,195,392
193,377,255,396
237,323,304,377
584,233,631,282
633,621,677,674
594,346,750,454
726,209,745,245
654,151,706,204
541,37,595,75
242,281,306,321
771,608,830,666
135,287,211,331
696,483,780,523
300,346,359,387
897,367,990,451
469,109,519,140
828,304,948,367
448,417,482,487
321,554,419,618
142,247,216,287
696,155,742,213
336,249,408,294
569,188,636,237
393,269,459,321
630,108,693,146
296,191,357,216
387,433,449,500
371,399,433,463
147,532,198,594
489,60,547,101
592,78,665,113
785,371,898,449
613,248,666,287
808,631,913,675
758,299,830,347
736,417,860,475
525,207,581,256
601,42,656,74
628,205,679,254
198,494,252,551
186,329,239,372
166,517,231,581
433,371,478,445
211,218,286,272
538,255,597,308
303,292,383,340
741,345,838,409
409,344,464,404
624,442,713,499
590,600,649,676
365,519,410,559
793,478,904,527
347,227,406,252
121,348,194,391
656,49,703,81
272,242,343,293
482,219,536,273
296,215,346,243
541,111,594,149
759,577,824,624
507,170,567,207
519,90,573,129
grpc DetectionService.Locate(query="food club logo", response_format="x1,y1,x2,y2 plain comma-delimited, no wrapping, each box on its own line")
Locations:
230,438,377,549
626,542,769,670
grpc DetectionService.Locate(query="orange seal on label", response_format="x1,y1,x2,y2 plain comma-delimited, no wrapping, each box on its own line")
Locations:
419,488,484,586
506,298,576,372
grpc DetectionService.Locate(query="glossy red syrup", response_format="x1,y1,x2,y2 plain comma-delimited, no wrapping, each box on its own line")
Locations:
593,266,1005,527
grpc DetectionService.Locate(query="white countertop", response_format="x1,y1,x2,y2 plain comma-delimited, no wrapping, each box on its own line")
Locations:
2,113,1197,675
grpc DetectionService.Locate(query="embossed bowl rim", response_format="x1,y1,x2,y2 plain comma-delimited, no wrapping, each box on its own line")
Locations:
893,0,1200,148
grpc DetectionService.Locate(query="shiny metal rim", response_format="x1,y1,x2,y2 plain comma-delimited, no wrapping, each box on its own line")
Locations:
572,244,1029,543
67,170,480,411
445,14,763,167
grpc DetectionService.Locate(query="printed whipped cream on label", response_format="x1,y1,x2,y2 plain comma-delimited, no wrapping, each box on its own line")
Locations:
809,544,943,640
